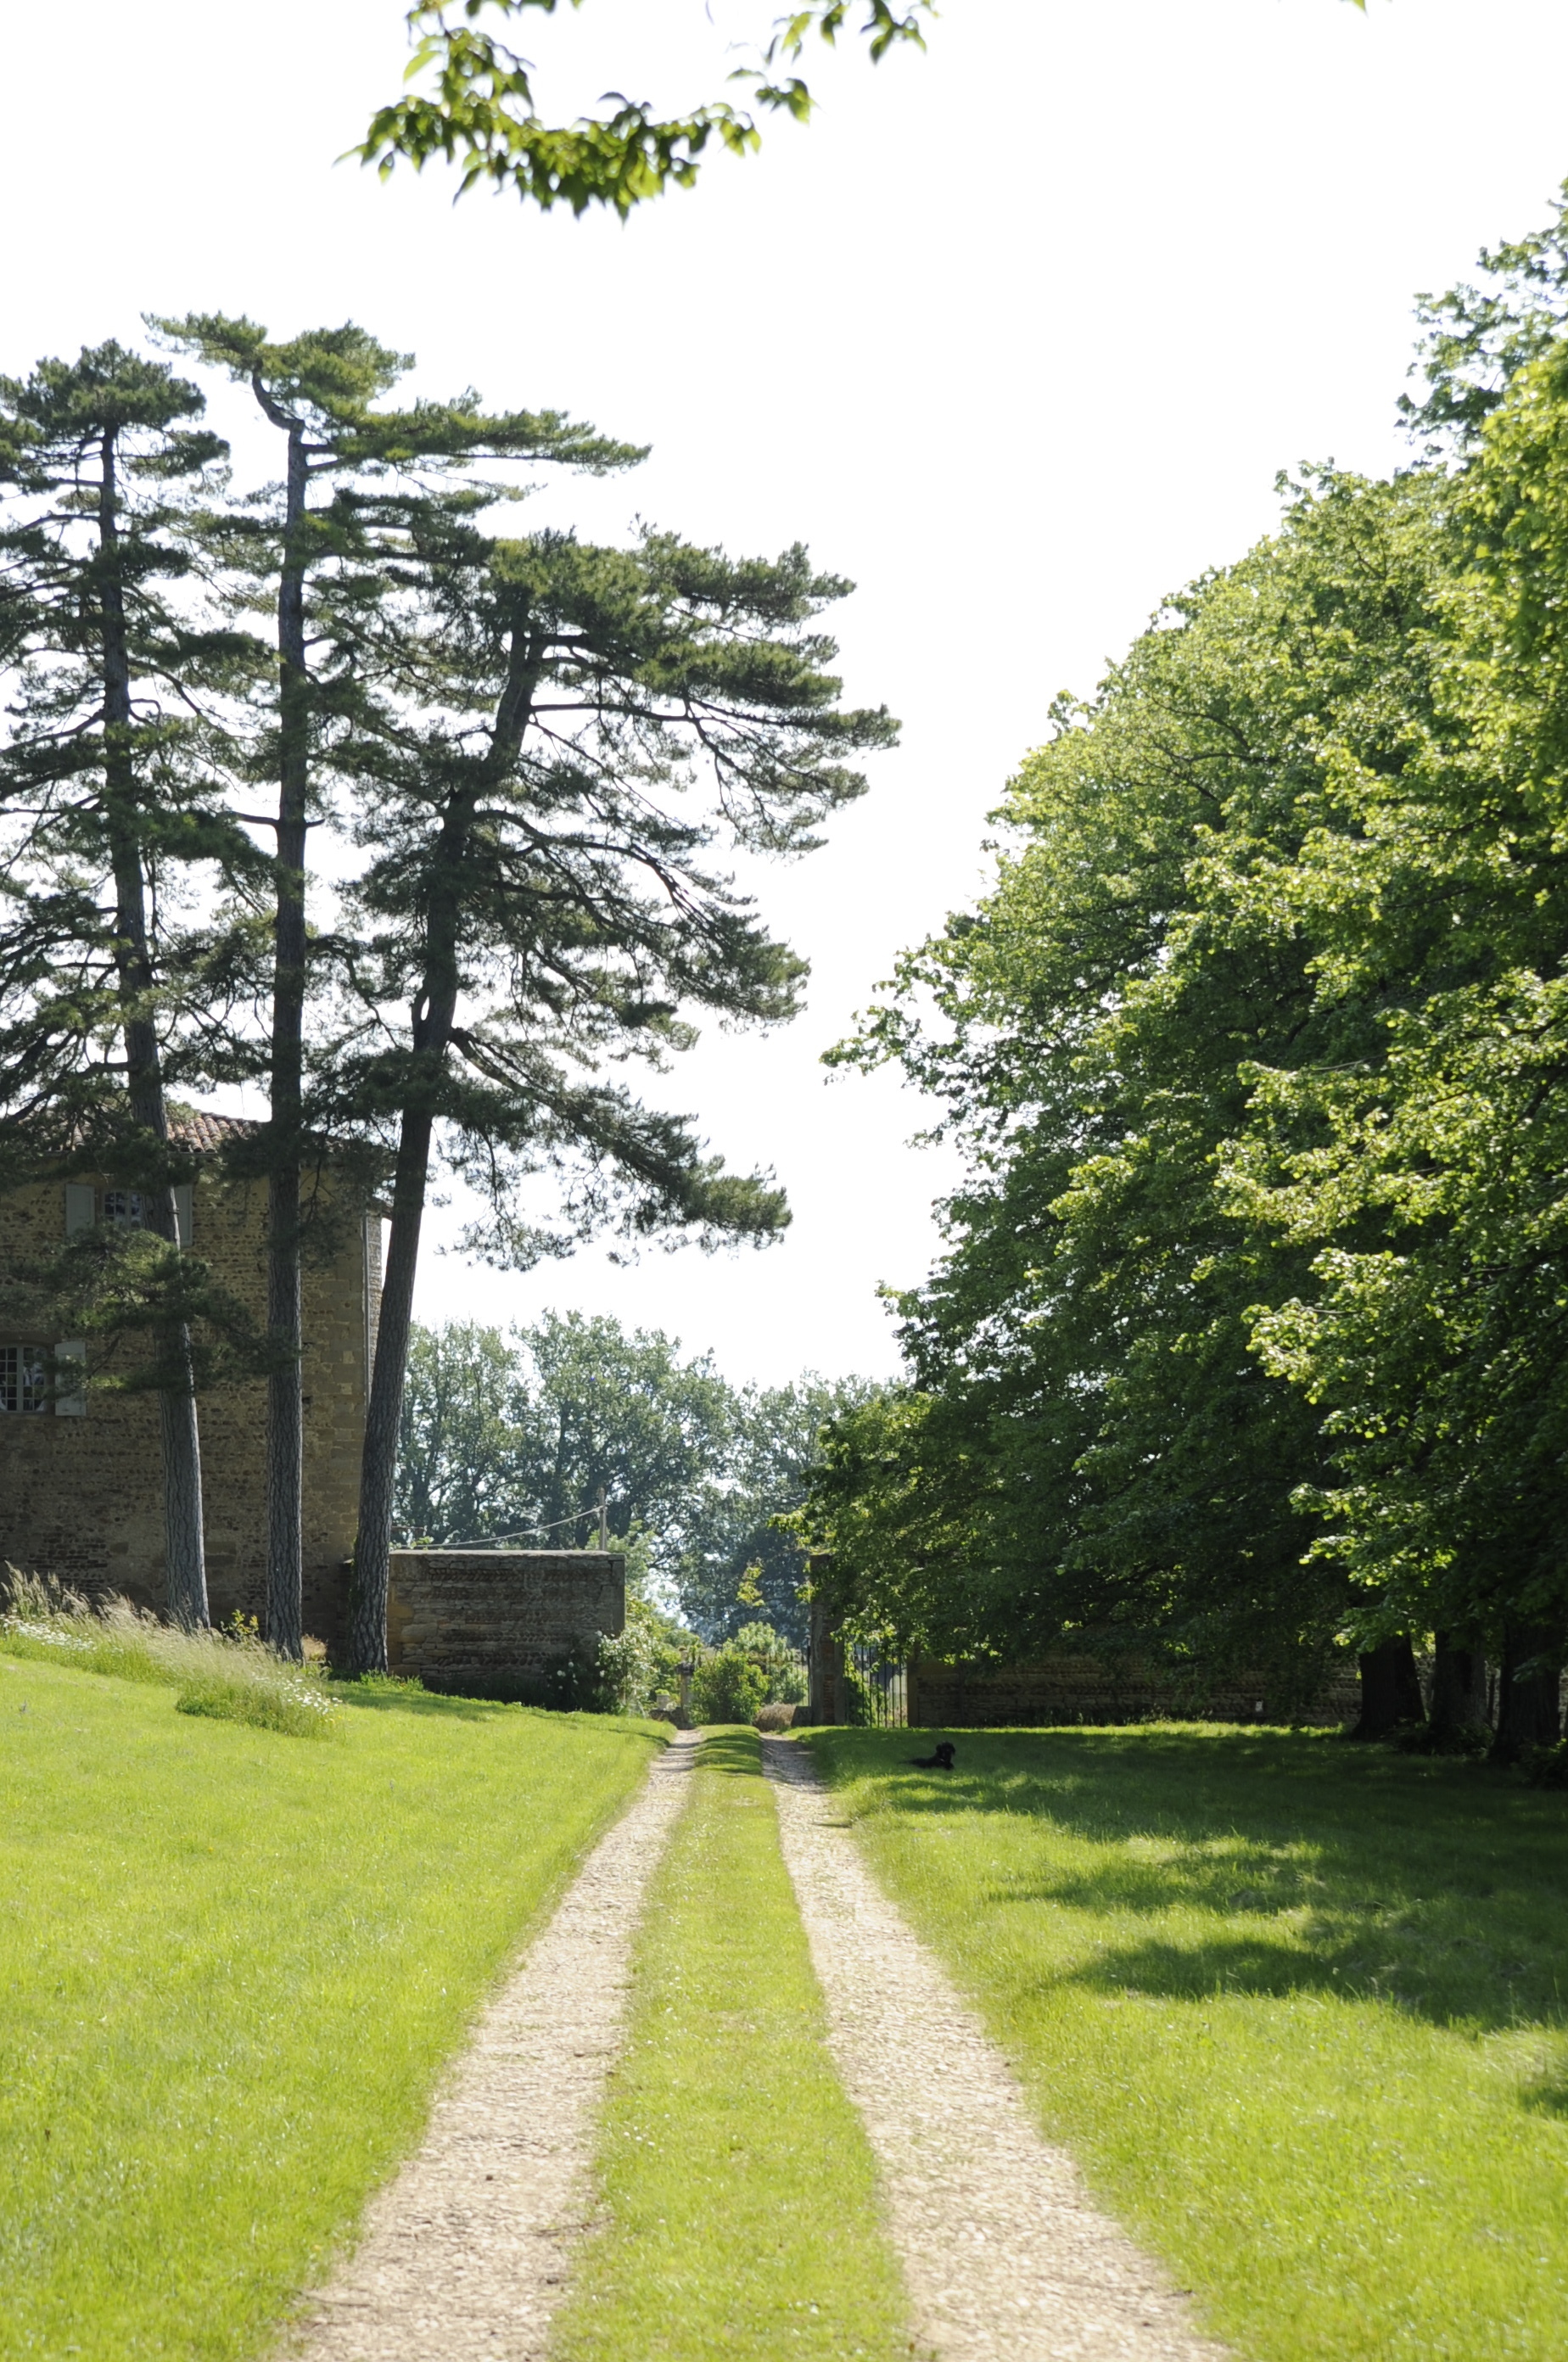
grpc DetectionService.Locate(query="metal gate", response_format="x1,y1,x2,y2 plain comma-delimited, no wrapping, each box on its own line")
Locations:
843,1638,908,1727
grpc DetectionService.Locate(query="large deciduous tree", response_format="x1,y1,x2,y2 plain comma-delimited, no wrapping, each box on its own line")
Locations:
395,1312,735,1564
395,1315,877,1643
804,185,1568,1754
1224,197,1568,1754
801,463,1456,1705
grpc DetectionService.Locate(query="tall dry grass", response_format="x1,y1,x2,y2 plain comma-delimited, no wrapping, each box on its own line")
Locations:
0,1568,339,1736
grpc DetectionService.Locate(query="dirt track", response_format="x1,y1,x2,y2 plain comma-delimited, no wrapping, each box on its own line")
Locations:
764,1737,1232,2362
285,1731,697,2362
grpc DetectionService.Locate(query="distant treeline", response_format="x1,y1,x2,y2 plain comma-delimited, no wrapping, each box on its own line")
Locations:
394,1312,876,1643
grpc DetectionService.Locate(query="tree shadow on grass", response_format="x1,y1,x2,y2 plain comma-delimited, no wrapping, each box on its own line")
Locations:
333,1681,512,1721
812,1727,1568,2039
697,1728,766,1780
333,1683,671,1730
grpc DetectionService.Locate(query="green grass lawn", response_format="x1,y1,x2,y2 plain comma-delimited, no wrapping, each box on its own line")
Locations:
0,1649,664,2362
550,1728,913,2362
805,1723,1568,2362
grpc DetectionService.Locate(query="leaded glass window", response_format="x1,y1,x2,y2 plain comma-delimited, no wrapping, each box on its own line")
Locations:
0,1346,48,1413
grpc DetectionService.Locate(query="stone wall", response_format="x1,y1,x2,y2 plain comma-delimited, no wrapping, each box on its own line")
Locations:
907,1652,1361,1729
386,1549,627,1702
0,1161,378,1648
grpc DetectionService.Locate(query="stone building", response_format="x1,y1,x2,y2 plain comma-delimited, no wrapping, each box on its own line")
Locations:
0,1114,378,1645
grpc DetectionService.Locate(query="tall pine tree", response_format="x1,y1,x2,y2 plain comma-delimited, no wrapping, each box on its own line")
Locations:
0,344,254,1620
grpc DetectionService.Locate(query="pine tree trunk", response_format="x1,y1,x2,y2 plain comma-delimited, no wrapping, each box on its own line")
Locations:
1491,1620,1564,1762
262,419,310,1662
265,1159,303,1658
1428,1629,1490,1742
98,426,208,1626
346,1109,435,1673
1349,1634,1424,1738
159,1378,208,1625
344,615,541,1672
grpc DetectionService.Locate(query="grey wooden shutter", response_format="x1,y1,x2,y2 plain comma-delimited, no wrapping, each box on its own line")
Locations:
64,1184,95,1235
173,1184,193,1249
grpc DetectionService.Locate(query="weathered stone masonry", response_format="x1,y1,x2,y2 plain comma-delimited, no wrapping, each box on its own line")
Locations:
0,1128,378,1648
386,1549,626,1702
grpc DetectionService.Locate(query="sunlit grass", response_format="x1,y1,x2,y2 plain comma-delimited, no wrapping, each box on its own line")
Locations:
551,1727,913,2362
0,1651,664,2362
1,1572,339,1735
806,1724,1568,2362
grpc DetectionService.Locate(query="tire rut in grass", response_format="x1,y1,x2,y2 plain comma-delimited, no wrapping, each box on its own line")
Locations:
764,1737,1233,2362
284,1728,699,2362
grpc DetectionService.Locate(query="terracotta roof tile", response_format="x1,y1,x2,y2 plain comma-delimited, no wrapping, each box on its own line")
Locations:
168,1108,259,1153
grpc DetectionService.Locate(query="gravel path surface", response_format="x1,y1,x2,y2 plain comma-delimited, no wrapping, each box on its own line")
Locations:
763,1738,1233,2362
284,1731,697,2362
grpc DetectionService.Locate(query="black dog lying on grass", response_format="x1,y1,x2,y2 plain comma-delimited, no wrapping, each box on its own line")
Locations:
910,1740,956,1770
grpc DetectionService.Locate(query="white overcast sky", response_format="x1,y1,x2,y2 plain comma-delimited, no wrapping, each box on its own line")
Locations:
6,0,1568,1385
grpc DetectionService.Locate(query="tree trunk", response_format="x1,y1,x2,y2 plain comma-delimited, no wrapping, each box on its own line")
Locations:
347,1106,437,1672
1349,1634,1424,1739
1491,1619,1564,1762
1428,1629,1490,1742
344,613,543,1673
262,416,310,1662
98,427,208,1626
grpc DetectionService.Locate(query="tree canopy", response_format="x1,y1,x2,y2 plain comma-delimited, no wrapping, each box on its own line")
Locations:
395,1311,877,1643
798,185,1568,1754
0,316,892,1671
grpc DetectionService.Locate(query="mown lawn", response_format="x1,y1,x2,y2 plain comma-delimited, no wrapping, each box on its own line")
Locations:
551,1728,913,2362
806,1724,1568,2362
0,1650,664,2362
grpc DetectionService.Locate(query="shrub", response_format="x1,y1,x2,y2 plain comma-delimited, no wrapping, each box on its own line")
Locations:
691,1646,769,1725
1395,1717,1491,1759
594,1596,696,1716
731,1620,807,1704
841,1665,877,1727
1522,1741,1568,1788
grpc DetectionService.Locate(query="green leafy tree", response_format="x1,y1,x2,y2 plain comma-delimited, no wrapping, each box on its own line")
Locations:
395,1315,878,1654
393,1318,522,1542
395,1313,738,1564
676,1371,879,1641
360,0,930,215
804,182,1568,1755
801,464,1458,1706
1220,192,1568,1753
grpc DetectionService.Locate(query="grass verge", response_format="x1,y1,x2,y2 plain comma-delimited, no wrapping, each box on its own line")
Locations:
2,1571,339,1735
0,1648,664,2362
550,1727,913,2362
805,1724,1568,2362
